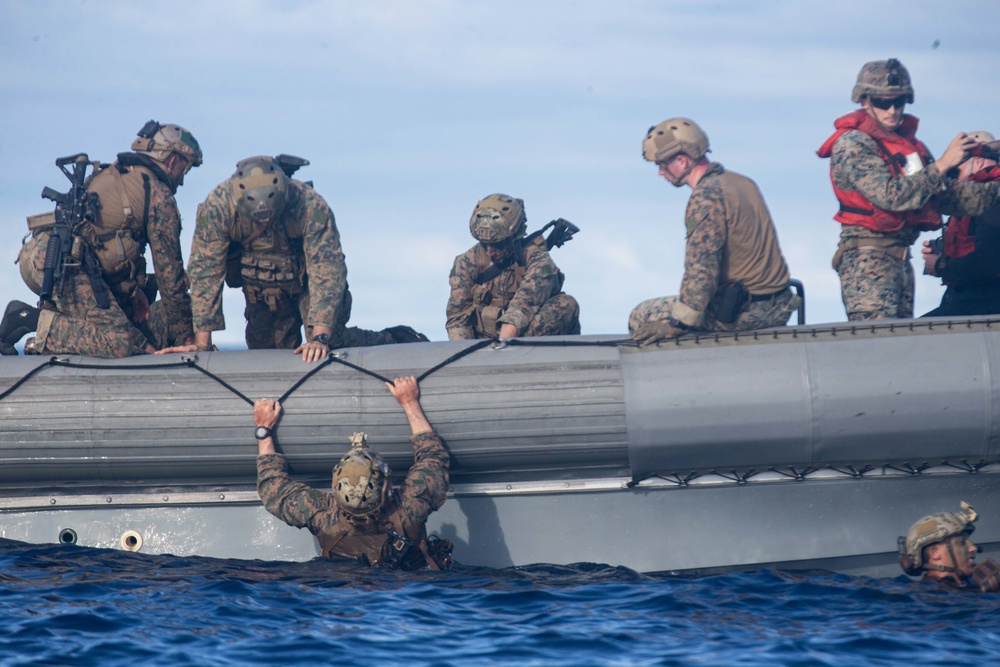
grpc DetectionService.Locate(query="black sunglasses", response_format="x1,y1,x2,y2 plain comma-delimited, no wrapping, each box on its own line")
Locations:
869,96,907,110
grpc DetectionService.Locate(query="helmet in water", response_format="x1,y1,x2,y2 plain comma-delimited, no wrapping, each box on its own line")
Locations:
469,193,527,244
229,156,289,224
331,432,392,517
852,58,914,104
899,502,977,575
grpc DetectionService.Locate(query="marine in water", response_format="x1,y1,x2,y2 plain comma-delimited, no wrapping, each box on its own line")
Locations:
899,502,1000,592
253,376,452,570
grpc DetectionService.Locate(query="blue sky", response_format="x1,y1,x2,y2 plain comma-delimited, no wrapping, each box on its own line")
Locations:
2,1,999,346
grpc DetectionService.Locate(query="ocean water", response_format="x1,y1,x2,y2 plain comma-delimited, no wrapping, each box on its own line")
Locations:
0,538,996,667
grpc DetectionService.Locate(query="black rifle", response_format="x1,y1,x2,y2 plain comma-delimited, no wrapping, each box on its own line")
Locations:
39,153,111,309
475,218,580,284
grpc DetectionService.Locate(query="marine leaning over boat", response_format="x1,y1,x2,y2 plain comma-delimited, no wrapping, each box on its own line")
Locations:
158,155,426,363
447,193,580,340
629,117,798,344
4,120,199,358
817,58,1000,321
922,131,1000,317
899,503,1000,593
253,376,453,570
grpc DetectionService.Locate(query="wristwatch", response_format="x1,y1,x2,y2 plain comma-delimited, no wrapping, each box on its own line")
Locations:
312,333,331,345
254,425,272,440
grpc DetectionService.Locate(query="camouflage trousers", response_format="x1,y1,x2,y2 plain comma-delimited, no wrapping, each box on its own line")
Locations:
628,289,799,335
244,288,395,349
837,247,913,320
32,273,148,358
480,293,581,338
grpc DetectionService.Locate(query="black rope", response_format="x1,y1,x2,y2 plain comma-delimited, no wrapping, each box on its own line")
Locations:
0,358,58,401
182,358,255,406
416,339,493,382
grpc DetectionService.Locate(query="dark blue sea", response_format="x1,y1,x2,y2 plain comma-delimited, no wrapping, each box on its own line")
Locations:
0,538,996,666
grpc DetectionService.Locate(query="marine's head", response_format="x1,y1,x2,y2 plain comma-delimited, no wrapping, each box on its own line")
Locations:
331,432,392,518
131,120,202,188
854,59,913,132
642,117,710,187
959,131,999,181
469,193,527,264
229,156,289,225
899,502,978,578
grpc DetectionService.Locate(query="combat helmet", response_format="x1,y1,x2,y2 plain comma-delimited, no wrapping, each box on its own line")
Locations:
852,58,914,104
229,156,289,224
469,193,527,243
642,117,710,164
898,502,977,575
967,130,996,144
331,432,392,517
131,120,203,171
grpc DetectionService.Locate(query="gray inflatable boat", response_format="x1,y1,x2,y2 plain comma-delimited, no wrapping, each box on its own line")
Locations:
0,317,997,576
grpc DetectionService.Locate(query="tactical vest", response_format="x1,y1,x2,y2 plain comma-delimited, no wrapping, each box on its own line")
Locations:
225,186,307,312
317,501,449,571
469,236,563,338
817,109,942,233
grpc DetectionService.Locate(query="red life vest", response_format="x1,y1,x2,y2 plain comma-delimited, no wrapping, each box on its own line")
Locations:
817,109,942,233
943,166,1000,260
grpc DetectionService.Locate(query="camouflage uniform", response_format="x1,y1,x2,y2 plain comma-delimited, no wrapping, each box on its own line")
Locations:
446,236,580,339
188,179,395,349
28,156,193,357
629,163,797,334
828,130,1000,320
256,431,450,567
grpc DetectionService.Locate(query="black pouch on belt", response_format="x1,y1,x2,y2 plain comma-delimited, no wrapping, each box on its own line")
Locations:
715,281,749,324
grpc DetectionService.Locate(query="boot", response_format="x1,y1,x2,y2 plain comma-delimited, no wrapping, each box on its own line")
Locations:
0,300,41,355
382,325,429,344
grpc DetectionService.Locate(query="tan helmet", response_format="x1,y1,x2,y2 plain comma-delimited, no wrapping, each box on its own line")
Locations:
852,58,915,104
967,130,996,144
469,193,527,243
130,120,203,171
899,502,977,575
331,432,392,517
229,156,289,224
642,117,710,164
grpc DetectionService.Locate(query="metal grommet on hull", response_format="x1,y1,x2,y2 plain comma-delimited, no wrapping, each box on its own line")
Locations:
58,528,78,545
120,530,143,552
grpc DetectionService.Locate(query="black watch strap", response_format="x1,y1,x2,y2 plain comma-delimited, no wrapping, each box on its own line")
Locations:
255,425,272,440
312,333,331,345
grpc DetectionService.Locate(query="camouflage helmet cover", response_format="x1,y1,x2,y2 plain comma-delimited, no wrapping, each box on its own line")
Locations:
130,120,203,170
901,503,977,573
229,156,289,224
852,58,915,104
331,433,392,517
642,117,710,163
469,193,527,243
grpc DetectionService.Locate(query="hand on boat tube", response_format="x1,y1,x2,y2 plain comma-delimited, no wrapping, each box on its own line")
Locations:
294,325,333,363
254,399,282,430
631,320,684,346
